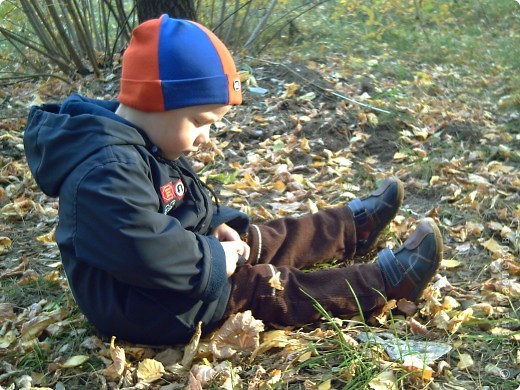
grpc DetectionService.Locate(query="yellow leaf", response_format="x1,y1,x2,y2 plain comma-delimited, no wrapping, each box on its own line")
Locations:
367,113,378,126
306,199,318,214
369,370,396,389
251,329,300,361
300,137,310,152
441,296,460,311
441,259,461,268
0,329,16,348
36,226,56,244
457,353,474,370
272,180,286,192
433,310,450,331
471,303,493,318
481,237,504,255
297,350,313,363
281,82,300,98
262,330,290,348
43,270,60,282
429,175,441,185
59,355,90,368
318,379,331,390
136,359,165,383
393,152,408,162
268,270,284,291
238,70,250,83
244,172,260,187
448,308,473,333
298,92,316,101
0,236,12,254
412,128,429,140
413,148,428,157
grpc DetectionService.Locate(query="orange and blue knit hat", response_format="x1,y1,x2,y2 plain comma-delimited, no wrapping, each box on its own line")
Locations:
118,15,242,112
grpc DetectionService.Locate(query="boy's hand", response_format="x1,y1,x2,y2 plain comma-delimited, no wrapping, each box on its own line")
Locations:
213,224,250,261
221,241,249,277
212,223,241,241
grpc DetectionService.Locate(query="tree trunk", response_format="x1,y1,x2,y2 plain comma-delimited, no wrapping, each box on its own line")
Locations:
136,0,197,23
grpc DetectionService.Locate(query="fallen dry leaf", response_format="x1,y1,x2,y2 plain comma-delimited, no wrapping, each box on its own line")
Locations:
480,237,506,255
210,311,264,359
0,257,28,279
368,370,397,389
489,257,520,275
136,358,165,383
402,355,433,381
59,355,90,368
20,307,67,340
441,296,460,311
0,303,16,324
280,82,300,98
0,329,17,349
17,269,40,285
408,317,428,335
190,364,216,386
268,269,284,291
36,226,56,244
154,348,182,368
0,236,12,254
397,298,418,316
484,363,510,379
448,308,473,333
433,310,450,331
101,336,127,379
457,353,474,370
188,371,204,390
470,302,493,318
441,259,461,268
483,278,520,298
251,329,293,360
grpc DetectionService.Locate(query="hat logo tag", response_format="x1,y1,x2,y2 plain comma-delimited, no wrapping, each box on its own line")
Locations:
233,79,241,92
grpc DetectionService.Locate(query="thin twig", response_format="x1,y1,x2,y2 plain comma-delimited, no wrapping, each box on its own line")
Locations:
0,73,71,84
245,56,392,114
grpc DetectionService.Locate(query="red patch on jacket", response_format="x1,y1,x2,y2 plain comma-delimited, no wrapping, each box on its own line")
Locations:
160,179,185,204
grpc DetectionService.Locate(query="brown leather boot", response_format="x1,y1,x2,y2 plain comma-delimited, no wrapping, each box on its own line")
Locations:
348,177,404,256
377,218,443,302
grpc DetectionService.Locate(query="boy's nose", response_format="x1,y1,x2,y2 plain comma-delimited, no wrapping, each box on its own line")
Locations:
196,125,211,145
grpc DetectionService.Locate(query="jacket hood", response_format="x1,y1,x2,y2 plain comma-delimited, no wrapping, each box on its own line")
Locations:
24,94,147,197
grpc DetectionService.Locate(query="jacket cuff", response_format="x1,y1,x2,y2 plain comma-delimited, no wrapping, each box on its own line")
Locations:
210,205,250,234
200,236,227,302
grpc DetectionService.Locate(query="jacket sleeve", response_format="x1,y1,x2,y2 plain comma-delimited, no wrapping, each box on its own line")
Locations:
209,205,250,235
61,156,227,302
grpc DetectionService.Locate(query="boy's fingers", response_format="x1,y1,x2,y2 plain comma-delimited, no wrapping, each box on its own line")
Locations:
242,243,250,260
237,254,247,266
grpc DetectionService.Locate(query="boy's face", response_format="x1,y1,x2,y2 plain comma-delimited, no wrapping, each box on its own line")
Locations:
143,104,231,160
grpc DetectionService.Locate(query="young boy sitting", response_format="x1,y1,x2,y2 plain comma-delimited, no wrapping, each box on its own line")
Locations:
23,15,443,345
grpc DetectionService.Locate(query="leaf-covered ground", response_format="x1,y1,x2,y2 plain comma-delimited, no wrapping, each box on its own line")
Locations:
1,5,519,390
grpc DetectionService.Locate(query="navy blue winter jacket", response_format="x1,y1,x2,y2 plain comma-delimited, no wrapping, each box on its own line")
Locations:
23,94,249,344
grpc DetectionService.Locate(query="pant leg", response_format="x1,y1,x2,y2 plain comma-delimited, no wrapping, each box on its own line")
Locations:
246,206,357,269
224,263,386,325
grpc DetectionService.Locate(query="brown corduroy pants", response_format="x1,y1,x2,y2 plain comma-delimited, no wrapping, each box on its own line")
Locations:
224,206,388,325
